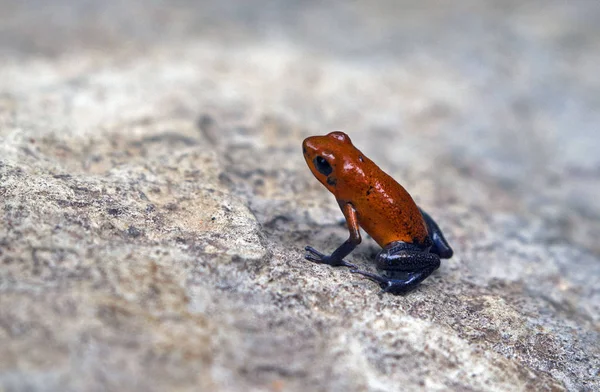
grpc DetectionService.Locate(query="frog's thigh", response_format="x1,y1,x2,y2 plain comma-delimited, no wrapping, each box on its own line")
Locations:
418,207,453,259
376,241,440,272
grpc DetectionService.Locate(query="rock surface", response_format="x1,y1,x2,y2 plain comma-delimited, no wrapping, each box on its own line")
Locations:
1,1,599,391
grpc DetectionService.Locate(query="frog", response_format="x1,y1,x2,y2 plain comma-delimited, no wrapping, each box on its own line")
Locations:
302,131,453,294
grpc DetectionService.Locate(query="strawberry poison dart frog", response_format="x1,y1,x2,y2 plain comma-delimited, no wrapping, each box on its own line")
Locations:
302,131,453,294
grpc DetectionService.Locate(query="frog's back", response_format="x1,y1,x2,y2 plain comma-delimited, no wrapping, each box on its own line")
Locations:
335,156,429,247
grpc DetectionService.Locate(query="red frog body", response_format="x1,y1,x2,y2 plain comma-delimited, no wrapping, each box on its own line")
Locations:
303,131,453,294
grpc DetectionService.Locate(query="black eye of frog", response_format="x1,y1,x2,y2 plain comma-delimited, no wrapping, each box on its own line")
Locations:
314,156,332,176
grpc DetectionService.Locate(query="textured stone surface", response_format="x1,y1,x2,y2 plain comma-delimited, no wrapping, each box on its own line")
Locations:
1,1,599,391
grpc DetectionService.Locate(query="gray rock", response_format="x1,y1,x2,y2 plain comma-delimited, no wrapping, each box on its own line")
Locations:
1,1,599,391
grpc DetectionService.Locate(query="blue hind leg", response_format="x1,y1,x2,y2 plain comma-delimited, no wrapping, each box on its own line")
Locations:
351,241,440,295
419,208,453,259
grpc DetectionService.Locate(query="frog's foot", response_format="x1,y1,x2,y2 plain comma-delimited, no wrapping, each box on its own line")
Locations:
304,246,357,269
350,268,436,295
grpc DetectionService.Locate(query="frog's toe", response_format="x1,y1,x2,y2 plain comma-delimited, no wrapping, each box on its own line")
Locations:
305,245,325,257
305,254,323,263
304,247,356,269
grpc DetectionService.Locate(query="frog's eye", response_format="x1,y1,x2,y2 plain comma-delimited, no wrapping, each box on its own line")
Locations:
313,156,332,176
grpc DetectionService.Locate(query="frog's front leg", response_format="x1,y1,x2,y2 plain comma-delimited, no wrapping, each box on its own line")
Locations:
305,202,360,269
351,241,440,294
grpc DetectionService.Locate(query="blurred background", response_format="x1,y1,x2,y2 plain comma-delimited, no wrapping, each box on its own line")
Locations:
2,0,599,253
1,1,599,391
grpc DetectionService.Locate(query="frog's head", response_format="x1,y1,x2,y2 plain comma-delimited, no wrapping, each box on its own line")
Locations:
302,131,353,193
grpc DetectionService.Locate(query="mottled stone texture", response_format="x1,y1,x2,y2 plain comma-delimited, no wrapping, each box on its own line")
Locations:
1,1,599,391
